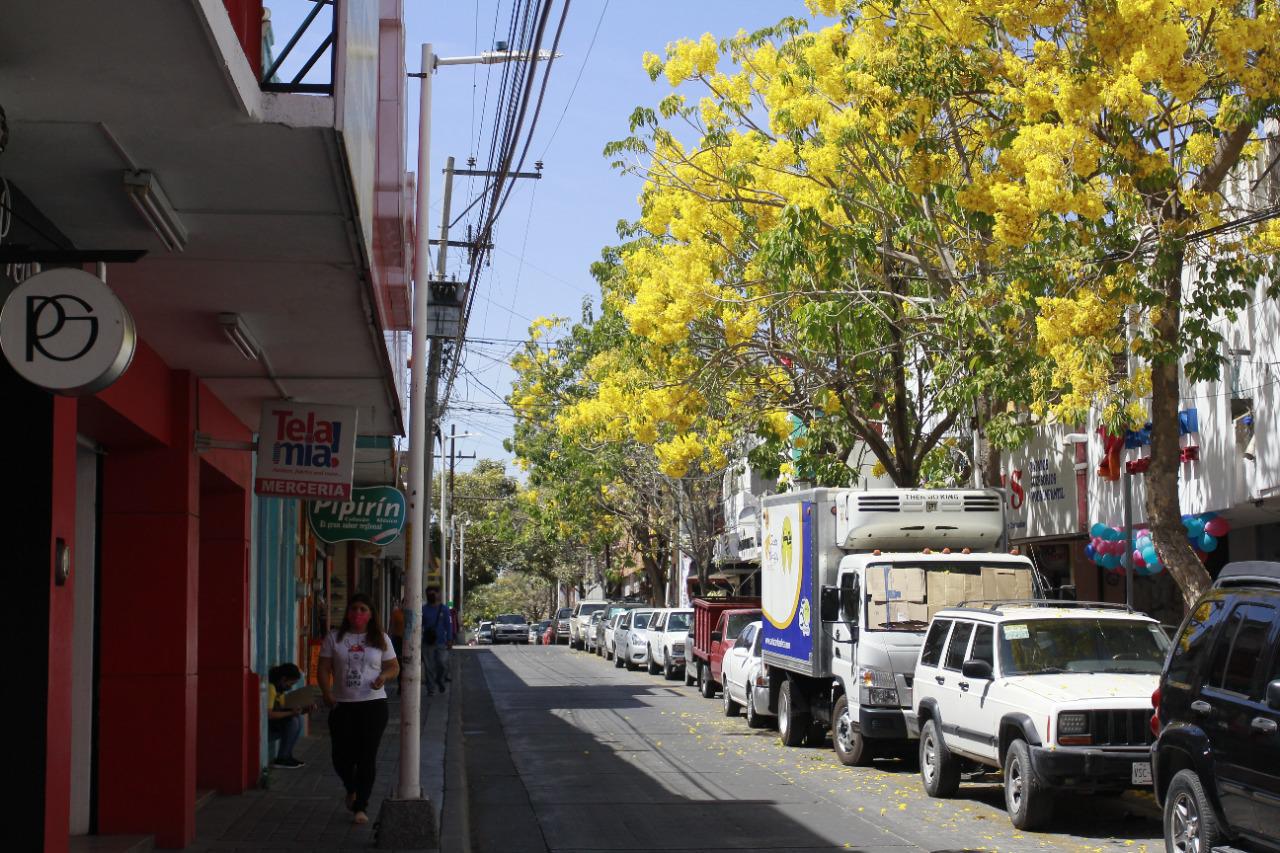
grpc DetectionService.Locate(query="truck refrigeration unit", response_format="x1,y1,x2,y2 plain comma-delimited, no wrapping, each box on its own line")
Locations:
760,488,1037,764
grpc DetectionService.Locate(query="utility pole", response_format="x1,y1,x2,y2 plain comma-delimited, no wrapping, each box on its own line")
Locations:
385,42,561,846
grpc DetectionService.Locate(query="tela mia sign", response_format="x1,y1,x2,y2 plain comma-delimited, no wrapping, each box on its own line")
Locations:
307,486,406,545
254,401,357,499
0,268,137,395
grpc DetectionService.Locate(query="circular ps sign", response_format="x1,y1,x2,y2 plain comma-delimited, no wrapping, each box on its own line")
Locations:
0,268,137,395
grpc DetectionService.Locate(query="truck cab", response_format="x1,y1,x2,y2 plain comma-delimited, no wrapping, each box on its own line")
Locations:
760,487,1037,765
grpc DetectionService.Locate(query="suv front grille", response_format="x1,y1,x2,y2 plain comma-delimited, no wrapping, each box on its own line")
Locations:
1088,709,1153,746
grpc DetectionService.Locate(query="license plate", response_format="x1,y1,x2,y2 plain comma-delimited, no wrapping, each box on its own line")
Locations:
1131,762,1152,785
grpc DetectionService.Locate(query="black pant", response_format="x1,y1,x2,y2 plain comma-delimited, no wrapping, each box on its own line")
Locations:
329,699,389,813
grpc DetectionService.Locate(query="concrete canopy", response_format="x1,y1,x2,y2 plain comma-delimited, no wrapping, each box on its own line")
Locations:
0,0,404,438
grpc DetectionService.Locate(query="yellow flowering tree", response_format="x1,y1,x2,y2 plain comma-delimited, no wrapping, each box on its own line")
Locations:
607,0,1278,606
507,298,726,603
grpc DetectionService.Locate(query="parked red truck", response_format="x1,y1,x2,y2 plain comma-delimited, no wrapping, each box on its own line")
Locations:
687,588,761,698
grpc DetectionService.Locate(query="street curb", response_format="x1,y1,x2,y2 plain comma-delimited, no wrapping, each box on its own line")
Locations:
438,650,470,853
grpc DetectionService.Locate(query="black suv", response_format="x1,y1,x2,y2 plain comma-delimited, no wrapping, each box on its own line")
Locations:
1152,561,1280,853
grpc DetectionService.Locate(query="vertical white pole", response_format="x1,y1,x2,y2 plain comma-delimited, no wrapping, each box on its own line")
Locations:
399,42,434,801
440,429,449,602
458,521,466,630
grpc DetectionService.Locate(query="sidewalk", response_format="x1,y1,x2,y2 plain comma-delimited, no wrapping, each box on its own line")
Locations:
186,660,458,853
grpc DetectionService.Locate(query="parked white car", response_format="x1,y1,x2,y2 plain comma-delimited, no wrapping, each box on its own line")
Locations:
617,608,656,671
912,602,1169,830
603,612,625,661
647,608,692,679
721,620,772,729
584,610,606,654
570,600,608,650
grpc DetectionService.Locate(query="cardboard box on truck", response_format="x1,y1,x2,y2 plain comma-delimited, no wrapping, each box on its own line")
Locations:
981,565,1033,602
926,572,985,619
865,566,926,602
866,600,929,628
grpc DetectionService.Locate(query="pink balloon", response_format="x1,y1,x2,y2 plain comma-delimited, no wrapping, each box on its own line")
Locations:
1204,517,1230,537
1133,550,1146,567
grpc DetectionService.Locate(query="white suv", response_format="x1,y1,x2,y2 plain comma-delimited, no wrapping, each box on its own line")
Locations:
570,600,608,650
647,608,692,679
912,602,1169,830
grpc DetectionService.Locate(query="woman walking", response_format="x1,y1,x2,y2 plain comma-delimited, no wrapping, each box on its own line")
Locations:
318,593,399,824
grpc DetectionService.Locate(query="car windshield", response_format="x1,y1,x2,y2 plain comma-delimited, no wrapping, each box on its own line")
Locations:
724,611,757,639
632,612,653,629
666,612,691,632
998,617,1170,675
496,615,526,625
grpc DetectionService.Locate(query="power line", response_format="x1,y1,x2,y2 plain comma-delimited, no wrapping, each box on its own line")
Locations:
539,0,608,159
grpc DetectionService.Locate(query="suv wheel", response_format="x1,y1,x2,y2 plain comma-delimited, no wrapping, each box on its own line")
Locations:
919,719,960,797
663,658,674,680
832,695,874,766
1004,739,1052,830
699,664,716,698
1165,769,1221,853
723,685,740,717
777,680,810,747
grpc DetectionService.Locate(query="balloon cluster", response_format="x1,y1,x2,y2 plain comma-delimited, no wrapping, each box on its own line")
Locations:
1183,512,1230,555
1086,523,1166,576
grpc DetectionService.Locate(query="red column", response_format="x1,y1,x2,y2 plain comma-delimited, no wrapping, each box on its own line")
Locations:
97,372,199,848
45,397,78,853
197,482,253,793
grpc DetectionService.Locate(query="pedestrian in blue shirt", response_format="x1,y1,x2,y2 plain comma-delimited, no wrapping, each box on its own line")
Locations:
422,587,453,695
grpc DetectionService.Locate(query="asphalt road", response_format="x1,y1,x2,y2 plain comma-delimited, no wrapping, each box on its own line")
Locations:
461,645,1163,853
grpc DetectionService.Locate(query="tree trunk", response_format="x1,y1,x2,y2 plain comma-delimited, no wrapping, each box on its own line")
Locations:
1146,244,1212,608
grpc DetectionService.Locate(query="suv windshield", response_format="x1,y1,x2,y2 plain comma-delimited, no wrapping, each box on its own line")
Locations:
666,612,691,632
999,618,1170,675
556,608,572,619
495,614,526,625
578,603,607,617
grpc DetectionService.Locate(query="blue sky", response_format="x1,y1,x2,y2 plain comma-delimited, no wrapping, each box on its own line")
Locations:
401,1,798,472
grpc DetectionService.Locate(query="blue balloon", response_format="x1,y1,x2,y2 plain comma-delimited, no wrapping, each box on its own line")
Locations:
1101,553,1122,569
1200,533,1219,552
1084,543,1097,560
1142,547,1158,564
1189,517,1205,533
1091,523,1109,538
1101,527,1123,542
1201,512,1218,521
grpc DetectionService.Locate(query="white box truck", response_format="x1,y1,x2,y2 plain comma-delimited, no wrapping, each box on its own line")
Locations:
760,488,1037,764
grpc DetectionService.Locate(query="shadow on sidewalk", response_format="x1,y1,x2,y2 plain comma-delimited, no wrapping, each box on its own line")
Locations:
187,683,450,852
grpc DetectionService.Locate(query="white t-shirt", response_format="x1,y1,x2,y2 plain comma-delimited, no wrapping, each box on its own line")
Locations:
320,630,396,703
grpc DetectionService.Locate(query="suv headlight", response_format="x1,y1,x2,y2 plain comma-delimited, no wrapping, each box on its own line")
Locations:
858,667,900,707
1057,712,1092,744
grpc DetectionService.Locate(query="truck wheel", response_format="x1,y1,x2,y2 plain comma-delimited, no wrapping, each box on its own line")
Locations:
699,665,716,699
1165,769,1221,853
919,719,960,797
777,680,810,748
832,695,875,766
1004,739,1052,830
723,686,740,717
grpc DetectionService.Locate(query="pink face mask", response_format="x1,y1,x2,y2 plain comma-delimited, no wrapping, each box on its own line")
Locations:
349,611,371,630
